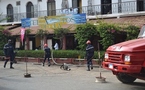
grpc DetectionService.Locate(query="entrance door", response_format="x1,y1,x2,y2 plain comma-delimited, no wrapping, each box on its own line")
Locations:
101,0,111,14
26,2,34,18
137,0,145,11
7,4,14,22
47,0,56,16
72,0,82,13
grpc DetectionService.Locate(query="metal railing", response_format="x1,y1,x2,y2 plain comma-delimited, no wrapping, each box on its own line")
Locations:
0,1,143,24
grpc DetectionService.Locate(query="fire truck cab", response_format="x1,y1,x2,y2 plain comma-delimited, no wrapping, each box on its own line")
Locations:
103,25,145,83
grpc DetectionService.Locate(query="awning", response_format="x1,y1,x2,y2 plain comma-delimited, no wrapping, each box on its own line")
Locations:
10,24,76,36
90,15,145,27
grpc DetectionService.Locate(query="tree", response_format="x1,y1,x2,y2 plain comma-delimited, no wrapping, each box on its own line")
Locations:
0,21,11,49
24,29,31,50
36,29,49,49
54,28,70,50
125,25,140,40
74,23,98,50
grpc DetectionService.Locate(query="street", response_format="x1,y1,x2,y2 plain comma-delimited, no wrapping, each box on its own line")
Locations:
0,61,145,90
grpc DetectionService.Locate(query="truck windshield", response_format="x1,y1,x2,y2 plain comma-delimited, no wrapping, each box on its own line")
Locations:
138,25,145,38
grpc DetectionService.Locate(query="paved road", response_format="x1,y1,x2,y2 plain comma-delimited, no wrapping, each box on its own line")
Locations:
0,61,145,90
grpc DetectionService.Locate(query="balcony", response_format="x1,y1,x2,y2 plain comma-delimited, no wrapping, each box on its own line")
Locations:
0,1,145,25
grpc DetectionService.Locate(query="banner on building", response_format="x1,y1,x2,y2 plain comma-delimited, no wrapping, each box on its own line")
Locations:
38,13,86,30
21,18,38,28
20,27,25,45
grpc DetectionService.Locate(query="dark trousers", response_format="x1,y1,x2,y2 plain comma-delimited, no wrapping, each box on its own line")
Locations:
43,55,50,65
87,56,93,66
4,56,13,68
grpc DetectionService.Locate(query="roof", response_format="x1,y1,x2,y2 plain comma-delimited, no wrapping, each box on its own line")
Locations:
10,15,145,36
90,15,145,27
10,24,76,36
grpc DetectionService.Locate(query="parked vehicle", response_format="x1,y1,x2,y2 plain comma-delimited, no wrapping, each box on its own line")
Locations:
102,25,145,84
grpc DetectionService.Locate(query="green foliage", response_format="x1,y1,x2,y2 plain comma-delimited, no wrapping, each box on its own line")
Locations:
54,28,70,49
0,50,4,56
54,28,70,39
36,29,49,37
74,23,98,50
0,26,11,50
0,50,105,59
125,25,140,40
52,50,79,58
97,22,120,50
25,29,31,36
16,50,44,58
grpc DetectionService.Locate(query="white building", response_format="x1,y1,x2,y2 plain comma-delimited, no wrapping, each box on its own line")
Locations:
0,0,145,50
0,0,144,25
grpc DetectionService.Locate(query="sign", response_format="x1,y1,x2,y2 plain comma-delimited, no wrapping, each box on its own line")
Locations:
61,8,78,15
20,28,25,45
21,18,31,28
38,15,67,29
66,13,86,24
38,13,86,29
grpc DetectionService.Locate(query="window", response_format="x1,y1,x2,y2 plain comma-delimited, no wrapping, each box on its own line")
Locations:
47,0,56,16
118,0,122,13
101,0,112,14
16,1,20,6
7,4,13,22
26,2,34,18
72,0,78,8
137,0,145,11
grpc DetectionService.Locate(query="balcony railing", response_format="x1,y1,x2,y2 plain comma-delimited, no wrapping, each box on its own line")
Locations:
0,1,144,24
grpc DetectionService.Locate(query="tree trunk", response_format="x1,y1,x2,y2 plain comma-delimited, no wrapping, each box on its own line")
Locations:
44,35,47,44
26,36,29,50
62,36,66,50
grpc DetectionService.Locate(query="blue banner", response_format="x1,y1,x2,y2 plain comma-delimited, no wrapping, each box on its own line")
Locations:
65,13,86,24
21,18,31,28
73,13,86,24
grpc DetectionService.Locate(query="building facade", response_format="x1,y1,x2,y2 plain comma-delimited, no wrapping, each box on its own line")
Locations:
0,0,145,50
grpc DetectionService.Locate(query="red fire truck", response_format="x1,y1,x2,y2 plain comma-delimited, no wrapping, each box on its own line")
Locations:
102,25,145,83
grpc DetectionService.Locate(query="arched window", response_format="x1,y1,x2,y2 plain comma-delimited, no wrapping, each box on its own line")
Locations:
47,0,56,16
26,2,34,18
7,4,13,22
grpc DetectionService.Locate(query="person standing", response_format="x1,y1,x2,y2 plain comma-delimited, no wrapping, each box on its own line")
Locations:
3,39,15,69
43,44,51,66
54,42,59,50
85,40,94,71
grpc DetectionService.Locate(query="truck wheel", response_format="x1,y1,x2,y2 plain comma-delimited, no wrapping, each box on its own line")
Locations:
116,73,136,84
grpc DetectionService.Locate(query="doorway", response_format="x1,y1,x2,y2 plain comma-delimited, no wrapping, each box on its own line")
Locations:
72,0,82,13
101,0,112,14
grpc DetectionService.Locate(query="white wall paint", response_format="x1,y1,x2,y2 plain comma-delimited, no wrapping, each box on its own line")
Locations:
0,0,138,18
0,0,121,14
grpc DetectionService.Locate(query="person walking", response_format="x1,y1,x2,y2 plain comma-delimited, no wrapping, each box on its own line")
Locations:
3,39,15,69
85,40,94,71
43,44,51,66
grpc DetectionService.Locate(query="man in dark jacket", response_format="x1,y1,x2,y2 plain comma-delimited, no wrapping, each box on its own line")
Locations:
43,44,51,66
3,39,15,69
85,40,94,71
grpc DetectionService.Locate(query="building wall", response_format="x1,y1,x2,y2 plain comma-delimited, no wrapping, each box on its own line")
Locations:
0,0,140,21
0,0,137,15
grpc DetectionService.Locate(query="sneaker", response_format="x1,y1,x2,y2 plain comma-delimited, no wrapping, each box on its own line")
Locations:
48,63,51,67
4,65,6,68
91,66,93,70
10,67,14,69
42,63,44,66
87,69,90,71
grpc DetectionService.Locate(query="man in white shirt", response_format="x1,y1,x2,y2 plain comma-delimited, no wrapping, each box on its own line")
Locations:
54,42,59,50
